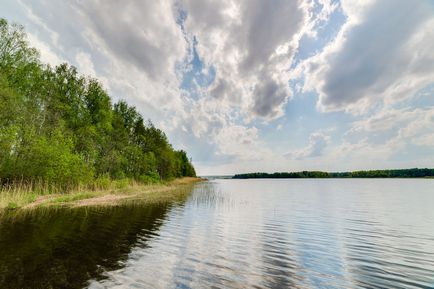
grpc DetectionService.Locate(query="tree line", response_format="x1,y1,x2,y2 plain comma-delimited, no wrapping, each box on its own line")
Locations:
233,168,434,179
0,19,195,190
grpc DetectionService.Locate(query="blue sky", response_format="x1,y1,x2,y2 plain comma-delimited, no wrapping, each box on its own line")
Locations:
2,0,434,175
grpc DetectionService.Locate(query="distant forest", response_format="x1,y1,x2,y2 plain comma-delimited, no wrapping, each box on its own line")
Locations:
233,168,434,179
0,19,195,189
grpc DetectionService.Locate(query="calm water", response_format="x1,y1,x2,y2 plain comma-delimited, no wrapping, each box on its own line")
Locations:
1,179,434,289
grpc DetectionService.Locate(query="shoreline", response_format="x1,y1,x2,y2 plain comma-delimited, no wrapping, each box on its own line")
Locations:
1,177,203,211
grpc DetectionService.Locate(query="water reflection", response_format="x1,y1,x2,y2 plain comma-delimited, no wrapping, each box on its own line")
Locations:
260,220,300,288
91,179,434,289
344,218,434,289
0,203,174,289
2,179,434,289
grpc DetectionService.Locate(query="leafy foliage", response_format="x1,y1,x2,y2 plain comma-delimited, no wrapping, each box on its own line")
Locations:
0,19,195,190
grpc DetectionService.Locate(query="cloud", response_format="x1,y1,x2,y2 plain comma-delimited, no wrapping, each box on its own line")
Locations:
412,133,434,147
299,0,434,114
11,0,434,175
181,0,309,120
17,0,188,118
329,106,434,169
72,1,186,81
251,77,288,118
18,0,295,171
75,52,96,77
288,131,330,159
348,107,434,139
348,108,420,133
165,93,276,163
395,108,434,145
26,32,64,66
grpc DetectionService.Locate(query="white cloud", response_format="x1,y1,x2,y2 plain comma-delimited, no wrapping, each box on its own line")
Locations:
181,0,309,120
412,133,434,147
288,131,330,159
16,0,194,131
303,0,340,38
349,108,419,133
11,0,434,175
17,0,61,48
396,108,434,145
348,107,434,140
299,0,434,114
73,1,187,81
329,106,434,169
26,33,64,66
214,125,273,160
75,52,96,77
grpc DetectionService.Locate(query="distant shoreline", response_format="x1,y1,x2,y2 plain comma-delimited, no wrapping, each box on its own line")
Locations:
232,168,434,179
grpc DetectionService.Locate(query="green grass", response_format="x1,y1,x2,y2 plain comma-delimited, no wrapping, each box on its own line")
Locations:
0,183,39,210
0,177,202,211
49,192,101,203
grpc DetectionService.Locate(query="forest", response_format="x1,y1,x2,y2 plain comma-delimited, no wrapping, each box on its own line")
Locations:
0,19,196,191
233,168,434,179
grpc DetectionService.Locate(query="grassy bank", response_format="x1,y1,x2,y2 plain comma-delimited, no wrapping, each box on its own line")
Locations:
0,177,203,211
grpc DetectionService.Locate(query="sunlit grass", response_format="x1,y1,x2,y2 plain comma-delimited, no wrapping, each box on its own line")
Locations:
49,192,101,203
0,177,202,211
0,181,41,210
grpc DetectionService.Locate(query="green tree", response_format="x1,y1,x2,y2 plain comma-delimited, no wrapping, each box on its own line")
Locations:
0,18,196,190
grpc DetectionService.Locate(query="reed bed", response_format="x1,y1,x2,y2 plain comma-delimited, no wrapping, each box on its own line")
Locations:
0,177,202,211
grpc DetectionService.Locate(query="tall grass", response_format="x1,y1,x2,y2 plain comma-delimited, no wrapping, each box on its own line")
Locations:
0,181,41,210
0,176,195,210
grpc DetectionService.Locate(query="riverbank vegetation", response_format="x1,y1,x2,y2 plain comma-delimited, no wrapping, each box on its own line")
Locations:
0,177,201,211
0,19,196,206
233,168,434,179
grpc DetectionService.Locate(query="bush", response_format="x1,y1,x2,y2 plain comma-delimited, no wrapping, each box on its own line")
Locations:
92,174,111,190
138,172,161,185
113,179,130,189
11,130,94,190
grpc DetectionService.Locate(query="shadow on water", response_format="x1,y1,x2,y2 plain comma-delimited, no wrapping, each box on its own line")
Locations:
0,202,178,289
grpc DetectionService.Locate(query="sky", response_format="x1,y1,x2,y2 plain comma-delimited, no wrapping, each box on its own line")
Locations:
2,0,434,176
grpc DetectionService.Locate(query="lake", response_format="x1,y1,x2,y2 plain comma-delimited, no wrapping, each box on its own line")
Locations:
1,179,434,288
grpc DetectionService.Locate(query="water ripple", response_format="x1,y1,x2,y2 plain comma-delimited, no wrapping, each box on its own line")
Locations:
83,179,434,289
